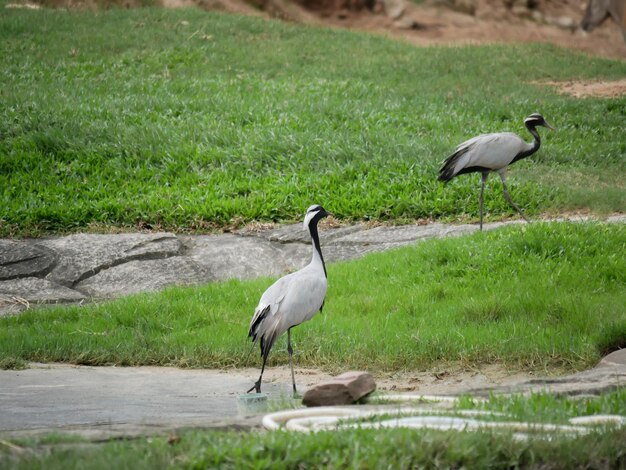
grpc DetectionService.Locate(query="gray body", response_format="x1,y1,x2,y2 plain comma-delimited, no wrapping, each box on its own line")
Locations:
439,114,553,230
247,205,329,395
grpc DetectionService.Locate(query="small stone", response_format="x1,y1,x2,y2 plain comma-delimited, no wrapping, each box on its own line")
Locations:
302,371,376,407
550,15,577,30
379,0,407,19
531,10,543,21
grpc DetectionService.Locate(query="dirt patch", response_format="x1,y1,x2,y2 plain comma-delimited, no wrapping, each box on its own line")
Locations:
199,0,626,61
190,0,626,60
320,3,626,61
536,78,626,97
245,364,537,395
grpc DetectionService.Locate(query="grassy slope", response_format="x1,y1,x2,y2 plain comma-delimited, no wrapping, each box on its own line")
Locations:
1,222,624,372
1,7,625,236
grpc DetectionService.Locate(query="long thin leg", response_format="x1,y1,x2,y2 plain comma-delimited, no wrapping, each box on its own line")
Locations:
247,355,267,394
499,173,529,223
479,172,489,231
287,328,297,395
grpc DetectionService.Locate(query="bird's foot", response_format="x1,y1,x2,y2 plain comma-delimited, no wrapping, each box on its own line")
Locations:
247,381,261,394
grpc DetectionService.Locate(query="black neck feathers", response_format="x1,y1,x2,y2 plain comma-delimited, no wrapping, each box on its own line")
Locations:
308,217,327,278
511,122,541,164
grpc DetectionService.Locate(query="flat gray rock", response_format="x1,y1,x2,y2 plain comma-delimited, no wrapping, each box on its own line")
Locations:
333,223,469,244
38,233,181,287
0,217,622,315
0,364,284,439
0,240,56,281
241,223,363,244
0,277,85,315
322,243,388,263
181,234,309,281
76,258,207,298
469,350,626,397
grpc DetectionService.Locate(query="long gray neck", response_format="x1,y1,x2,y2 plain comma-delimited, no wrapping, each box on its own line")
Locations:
511,124,541,164
309,223,327,278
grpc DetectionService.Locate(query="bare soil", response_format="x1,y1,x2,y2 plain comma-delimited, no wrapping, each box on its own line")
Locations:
244,364,537,394
326,7,625,61
161,0,626,61
165,0,626,90
209,0,626,92
536,78,626,97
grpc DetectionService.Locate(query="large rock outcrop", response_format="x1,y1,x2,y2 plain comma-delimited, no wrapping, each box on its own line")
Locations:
1,216,623,315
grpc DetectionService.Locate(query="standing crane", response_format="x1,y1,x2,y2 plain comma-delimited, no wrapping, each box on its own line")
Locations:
247,204,330,395
438,113,554,230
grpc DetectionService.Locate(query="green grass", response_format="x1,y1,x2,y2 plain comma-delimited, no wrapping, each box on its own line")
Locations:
456,389,626,424
1,431,624,469
341,390,626,428
1,222,624,372
2,391,626,470
1,5,625,237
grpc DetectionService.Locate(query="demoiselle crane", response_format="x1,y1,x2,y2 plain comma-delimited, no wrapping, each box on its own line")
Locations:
438,113,554,230
247,204,330,395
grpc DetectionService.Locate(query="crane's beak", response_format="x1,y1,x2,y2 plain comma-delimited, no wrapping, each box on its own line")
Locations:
544,121,555,131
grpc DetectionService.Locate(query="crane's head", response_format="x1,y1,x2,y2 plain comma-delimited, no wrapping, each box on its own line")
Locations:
303,204,330,230
524,113,555,131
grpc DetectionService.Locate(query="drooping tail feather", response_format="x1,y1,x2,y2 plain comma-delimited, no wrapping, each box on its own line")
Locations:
248,304,280,360
438,146,470,182
248,304,270,340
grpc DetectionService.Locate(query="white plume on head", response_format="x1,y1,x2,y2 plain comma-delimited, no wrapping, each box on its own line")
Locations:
524,113,553,130
524,113,545,124
303,205,322,230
